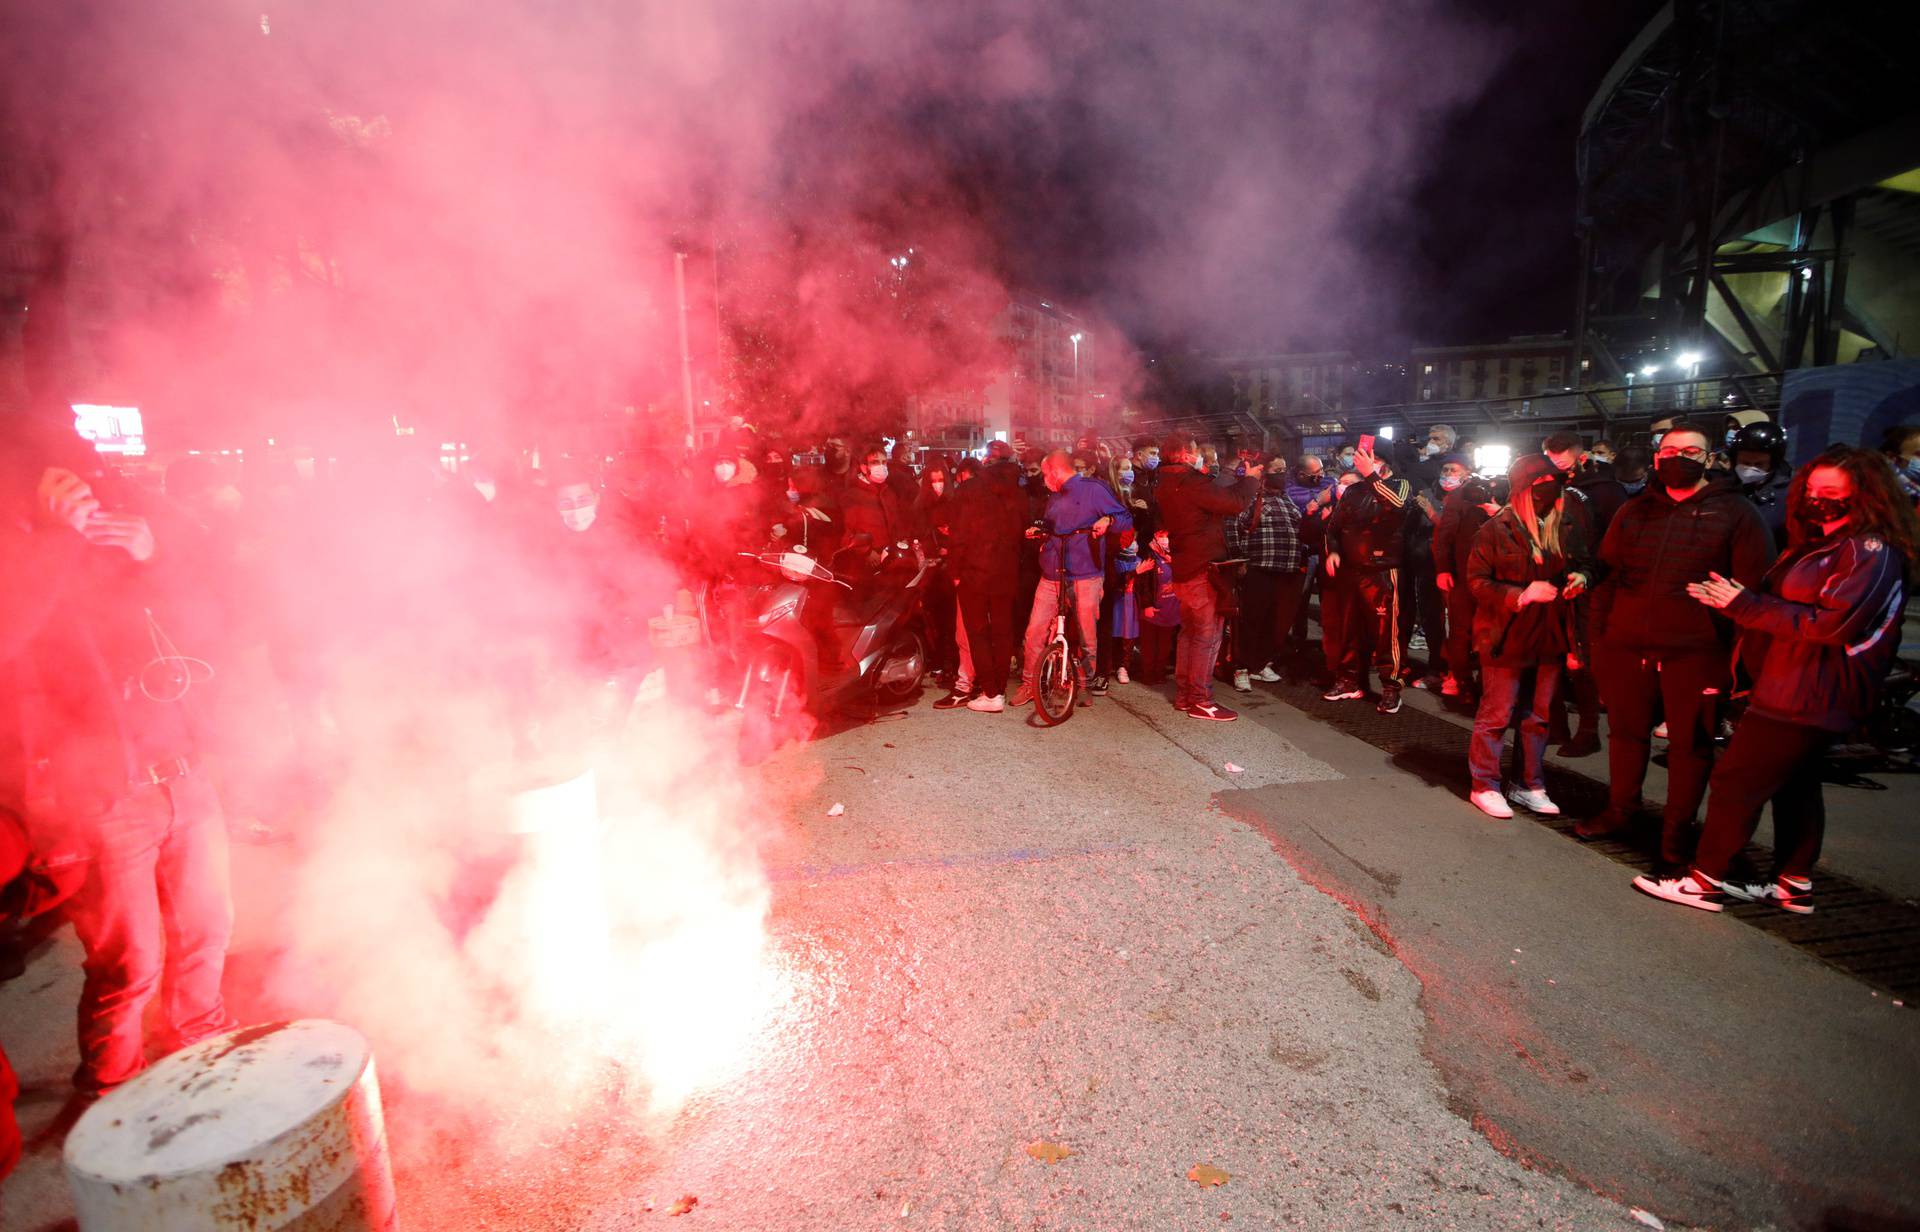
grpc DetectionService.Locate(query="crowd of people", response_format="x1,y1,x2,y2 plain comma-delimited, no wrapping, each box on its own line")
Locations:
3,406,1919,1180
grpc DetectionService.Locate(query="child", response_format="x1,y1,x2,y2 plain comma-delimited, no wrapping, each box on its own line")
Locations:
1105,531,1142,683
1136,526,1182,684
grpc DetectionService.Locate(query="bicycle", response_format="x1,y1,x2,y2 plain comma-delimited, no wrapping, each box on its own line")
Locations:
1029,525,1103,726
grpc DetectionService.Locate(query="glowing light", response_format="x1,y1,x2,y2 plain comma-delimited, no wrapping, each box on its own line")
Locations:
1376,425,1394,440
1473,444,1511,476
72,404,146,456
1677,351,1702,369
1640,364,1661,378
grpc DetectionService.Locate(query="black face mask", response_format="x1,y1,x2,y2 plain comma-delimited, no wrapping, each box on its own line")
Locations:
1798,496,1849,529
1530,480,1565,508
1655,456,1707,488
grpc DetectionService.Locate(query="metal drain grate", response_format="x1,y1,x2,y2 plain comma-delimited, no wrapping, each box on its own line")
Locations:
1262,679,1920,1002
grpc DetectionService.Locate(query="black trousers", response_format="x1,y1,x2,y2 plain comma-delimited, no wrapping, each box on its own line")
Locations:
1238,567,1309,672
1694,713,1834,882
958,576,1018,698
1444,580,1477,691
1328,568,1403,688
1594,643,1727,862
1414,567,1447,677
924,570,958,675
1138,621,1177,683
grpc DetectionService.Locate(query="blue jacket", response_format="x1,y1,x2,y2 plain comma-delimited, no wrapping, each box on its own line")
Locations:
1285,474,1335,515
1039,475,1132,581
1729,530,1908,732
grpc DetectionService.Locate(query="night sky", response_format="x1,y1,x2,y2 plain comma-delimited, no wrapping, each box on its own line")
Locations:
1398,0,1668,348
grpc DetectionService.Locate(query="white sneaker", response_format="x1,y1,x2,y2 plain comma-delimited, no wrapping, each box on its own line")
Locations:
1115,666,1129,684
1409,631,1428,652
1232,669,1252,692
1506,787,1561,816
1631,870,1726,912
966,693,1005,713
1253,665,1281,683
1469,789,1514,819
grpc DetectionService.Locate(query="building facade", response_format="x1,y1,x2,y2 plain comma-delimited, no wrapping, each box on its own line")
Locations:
910,298,1119,453
1409,334,1588,403
1217,351,1354,419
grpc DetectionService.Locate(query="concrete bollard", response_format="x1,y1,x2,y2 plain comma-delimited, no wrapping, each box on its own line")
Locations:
63,1019,397,1230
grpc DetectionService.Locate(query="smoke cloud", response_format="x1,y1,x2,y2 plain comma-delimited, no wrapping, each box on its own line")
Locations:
1,0,1501,1213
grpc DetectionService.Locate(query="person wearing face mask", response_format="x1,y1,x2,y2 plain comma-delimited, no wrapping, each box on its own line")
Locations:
1577,423,1774,865
1129,436,1162,504
1634,445,1917,914
887,441,922,508
1433,466,1500,709
1612,445,1652,498
1412,424,1458,488
1134,521,1182,684
942,443,1027,712
840,445,913,569
1402,448,1464,692
1322,445,1412,714
1334,444,1358,475
1462,454,1594,818
1729,421,1792,548
916,463,959,687
1879,424,1920,509
1155,434,1261,719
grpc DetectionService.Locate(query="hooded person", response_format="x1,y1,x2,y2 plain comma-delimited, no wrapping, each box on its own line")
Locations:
1462,454,1594,818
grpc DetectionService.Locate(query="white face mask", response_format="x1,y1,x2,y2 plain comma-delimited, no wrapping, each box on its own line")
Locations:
560,506,597,532
931,482,946,496
714,461,738,483
1439,474,1464,491
1152,536,1170,555
1423,441,1443,458
868,464,889,484
1735,464,1769,486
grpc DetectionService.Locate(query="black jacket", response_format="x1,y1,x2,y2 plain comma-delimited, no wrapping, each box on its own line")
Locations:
1153,464,1257,582
1569,471,1628,549
946,462,1027,584
1432,488,1492,580
842,476,912,550
1592,476,1774,654
1730,531,1908,732
1327,473,1412,572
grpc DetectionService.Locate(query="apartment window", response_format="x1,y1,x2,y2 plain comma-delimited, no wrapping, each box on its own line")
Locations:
1422,363,1434,375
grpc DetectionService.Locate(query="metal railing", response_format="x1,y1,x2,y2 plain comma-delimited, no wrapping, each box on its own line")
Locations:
1282,371,1784,438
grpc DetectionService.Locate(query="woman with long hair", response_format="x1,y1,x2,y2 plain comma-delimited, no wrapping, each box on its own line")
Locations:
1635,445,1918,913
1463,455,1593,819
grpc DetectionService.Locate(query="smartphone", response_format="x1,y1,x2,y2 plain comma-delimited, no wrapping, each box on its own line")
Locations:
1357,433,1376,455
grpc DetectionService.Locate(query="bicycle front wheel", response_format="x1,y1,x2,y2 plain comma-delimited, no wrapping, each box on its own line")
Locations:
1034,642,1076,725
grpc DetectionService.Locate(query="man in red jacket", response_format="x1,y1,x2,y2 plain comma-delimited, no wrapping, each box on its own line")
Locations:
1577,423,1774,866
1153,434,1260,720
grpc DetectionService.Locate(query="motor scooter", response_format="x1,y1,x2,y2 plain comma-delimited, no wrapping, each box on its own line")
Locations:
731,540,930,753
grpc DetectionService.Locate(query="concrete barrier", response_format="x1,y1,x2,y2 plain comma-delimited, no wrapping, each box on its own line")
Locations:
63,1019,396,1230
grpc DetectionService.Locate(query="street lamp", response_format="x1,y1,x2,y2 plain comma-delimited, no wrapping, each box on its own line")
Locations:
1069,332,1085,425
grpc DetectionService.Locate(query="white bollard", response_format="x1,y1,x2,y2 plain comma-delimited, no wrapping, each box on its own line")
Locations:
63,1019,397,1230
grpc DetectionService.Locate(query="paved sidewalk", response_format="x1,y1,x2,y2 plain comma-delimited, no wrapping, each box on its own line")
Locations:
5,673,1915,1229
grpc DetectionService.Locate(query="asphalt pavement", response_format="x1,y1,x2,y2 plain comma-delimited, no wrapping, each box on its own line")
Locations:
3,670,1916,1231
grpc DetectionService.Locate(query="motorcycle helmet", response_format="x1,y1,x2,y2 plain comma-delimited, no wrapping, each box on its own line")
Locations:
1729,420,1787,470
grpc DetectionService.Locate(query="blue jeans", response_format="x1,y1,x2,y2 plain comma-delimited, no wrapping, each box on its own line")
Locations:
65,776,234,1090
1022,576,1103,689
1172,576,1224,707
1469,662,1561,793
